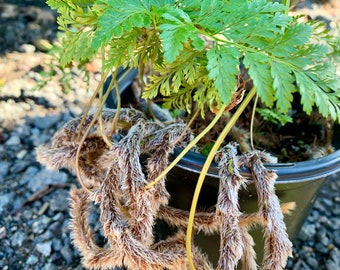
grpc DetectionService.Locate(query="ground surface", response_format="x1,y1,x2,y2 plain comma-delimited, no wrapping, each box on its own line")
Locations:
0,0,340,269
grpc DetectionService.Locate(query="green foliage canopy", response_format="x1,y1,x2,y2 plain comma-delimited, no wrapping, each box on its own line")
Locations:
47,0,340,122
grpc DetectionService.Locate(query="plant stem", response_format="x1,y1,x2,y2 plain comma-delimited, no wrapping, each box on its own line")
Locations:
186,87,257,270
109,69,121,136
250,93,259,150
76,69,110,141
171,108,200,147
145,105,227,190
282,0,291,13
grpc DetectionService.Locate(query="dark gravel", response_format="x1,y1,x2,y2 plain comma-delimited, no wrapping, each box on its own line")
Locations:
0,0,339,269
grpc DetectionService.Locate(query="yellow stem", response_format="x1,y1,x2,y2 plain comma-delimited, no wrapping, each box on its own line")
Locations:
171,108,200,147
75,86,117,192
75,105,103,193
76,69,110,141
109,70,121,136
186,87,257,270
98,81,116,147
250,93,258,151
145,105,227,190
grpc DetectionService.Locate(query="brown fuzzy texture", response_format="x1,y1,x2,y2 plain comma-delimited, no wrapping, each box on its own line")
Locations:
247,152,293,270
239,227,257,270
215,143,247,270
38,108,295,270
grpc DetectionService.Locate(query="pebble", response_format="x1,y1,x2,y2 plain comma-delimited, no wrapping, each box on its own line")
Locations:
33,114,61,129
36,241,52,256
19,43,36,53
49,190,70,212
5,135,21,146
52,239,62,251
0,227,7,239
16,149,28,159
0,161,11,178
19,166,40,185
10,160,31,174
32,215,52,234
38,202,50,215
0,3,18,20
333,231,340,246
10,230,26,247
27,168,68,192
298,224,316,241
26,254,39,265
42,263,58,270
0,192,15,213
306,256,318,268
60,245,74,264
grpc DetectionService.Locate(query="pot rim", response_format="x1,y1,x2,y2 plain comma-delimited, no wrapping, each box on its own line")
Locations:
173,148,340,184
105,68,340,184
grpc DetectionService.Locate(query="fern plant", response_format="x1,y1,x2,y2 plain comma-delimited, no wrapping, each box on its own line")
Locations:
47,0,339,119
39,0,340,269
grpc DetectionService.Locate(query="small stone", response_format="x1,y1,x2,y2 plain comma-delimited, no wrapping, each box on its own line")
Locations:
291,259,303,270
36,241,52,256
22,209,34,220
298,224,316,241
0,192,15,213
49,189,70,212
33,114,61,129
27,168,68,192
48,221,61,235
285,258,294,269
328,248,340,267
5,135,21,146
327,218,340,231
333,231,340,246
16,149,27,159
0,145,7,159
313,201,327,214
40,230,54,240
69,106,83,117
60,245,74,264
315,242,329,254
19,166,39,185
306,256,318,269
316,230,330,246
332,206,340,216
0,161,11,179
26,254,39,265
42,263,58,270
0,4,18,19
32,215,52,234
52,212,63,221
32,132,52,146
19,44,36,53
322,198,333,208
52,239,62,251
32,221,44,234
0,227,7,239
10,160,31,174
307,210,319,222
10,230,26,247
301,245,314,254
38,202,50,216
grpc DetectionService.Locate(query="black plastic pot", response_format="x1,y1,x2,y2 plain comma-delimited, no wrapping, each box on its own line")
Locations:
167,145,340,264
105,68,340,265
104,67,138,109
